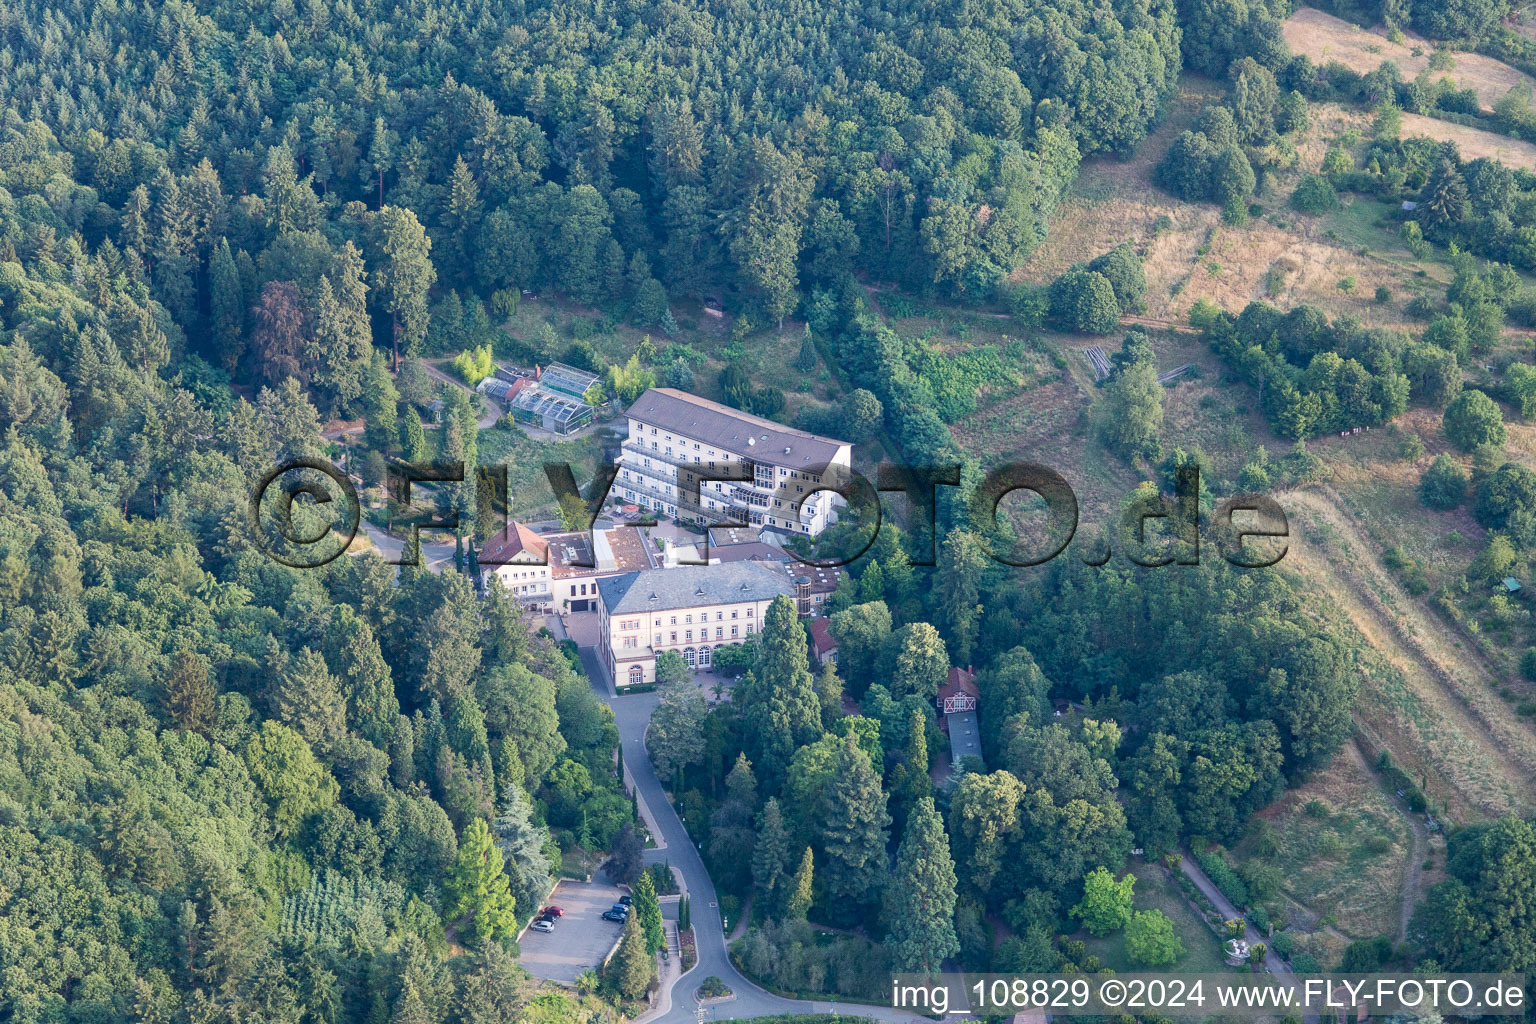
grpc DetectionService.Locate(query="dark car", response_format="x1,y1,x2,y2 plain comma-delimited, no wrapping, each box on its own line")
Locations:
602,909,627,922
540,906,565,918
617,895,633,906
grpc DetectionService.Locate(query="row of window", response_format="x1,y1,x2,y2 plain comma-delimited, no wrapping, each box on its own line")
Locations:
620,624,751,648
618,607,751,631
624,643,716,683
630,423,827,482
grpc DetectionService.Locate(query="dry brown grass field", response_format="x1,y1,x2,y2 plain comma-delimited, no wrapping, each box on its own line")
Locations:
1283,6,1536,110
1398,112,1536,169
1015,90,1445,331
988,71,1536,832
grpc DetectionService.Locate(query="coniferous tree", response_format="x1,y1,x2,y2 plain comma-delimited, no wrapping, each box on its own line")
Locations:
786,847,815,921
360,351,399,456
796,324,818,371
209,237,245,372
369,205,436,368
884,796,960,972
752,798,792,916
607,914,654,998
274,646,347,751
400,407,428,463
889,709,931,829
444,818,518,946
820,732,891,909
739,596,823,787
163,651,218,735
633,870,664,953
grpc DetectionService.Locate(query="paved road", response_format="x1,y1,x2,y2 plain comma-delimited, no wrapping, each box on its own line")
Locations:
359,521,459,572
578,646,926,1024
1177,853,1317,1024
422,360,504,428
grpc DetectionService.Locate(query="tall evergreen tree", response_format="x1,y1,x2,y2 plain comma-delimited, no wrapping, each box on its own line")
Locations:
884,796,960,972
820,732,891,908
209,237,245,372
786,846,815,921
400,407,428,463
633,870,664,953
369,205,436,368
752,798,792,916
607,914,654,998
444,818,518,947
163,651,217,735
360,351,399,456
740,595,823,787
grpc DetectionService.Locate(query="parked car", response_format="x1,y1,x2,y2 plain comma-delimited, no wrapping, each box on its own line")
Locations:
610,903,630,915
530,919,555,933
601,909,627,922
617,895,633,906
540,906,564,917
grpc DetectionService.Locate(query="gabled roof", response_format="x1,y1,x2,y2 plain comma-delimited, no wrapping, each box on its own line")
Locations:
596,561,793,616
539,362,600,399
480,520,549,566
937,665,978,701
627,388,850,469
808,616,837,656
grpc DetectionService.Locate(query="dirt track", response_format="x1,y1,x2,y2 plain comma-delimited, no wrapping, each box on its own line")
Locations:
1281,485,1536,821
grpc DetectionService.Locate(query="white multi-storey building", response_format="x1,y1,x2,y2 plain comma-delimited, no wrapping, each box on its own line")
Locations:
596,561,794,687
615,388,854,536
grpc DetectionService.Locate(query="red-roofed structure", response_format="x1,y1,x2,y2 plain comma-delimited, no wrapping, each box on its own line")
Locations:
808,617,838,665
936,665,978,717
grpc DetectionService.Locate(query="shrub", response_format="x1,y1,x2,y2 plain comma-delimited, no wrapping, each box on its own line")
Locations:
1291,174,1338,214
450,344,495,385
1444,389,1506,451
1196,849,1249,908
1521,647,1536,681
1420,454,1469,509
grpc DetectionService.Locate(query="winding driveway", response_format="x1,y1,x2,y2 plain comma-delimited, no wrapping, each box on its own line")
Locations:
1176,853,1317,1024
578,646,928,1024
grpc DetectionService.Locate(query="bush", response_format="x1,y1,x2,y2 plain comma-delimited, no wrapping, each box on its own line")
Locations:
1271,931,1297,959
1050,266,1122,334
1291,174,1339,213
1444,389,1506,451
1196,849,1250,908
450,344,495,385
1521,647,1536,681
1291,952,1322,973
1420,454,1469,509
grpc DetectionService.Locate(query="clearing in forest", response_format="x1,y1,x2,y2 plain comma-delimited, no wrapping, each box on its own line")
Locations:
1280,485,1536,822
1282,7,1536,111
1397,112,1536,171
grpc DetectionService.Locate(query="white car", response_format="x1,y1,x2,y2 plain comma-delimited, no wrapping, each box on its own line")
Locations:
530,918,555,933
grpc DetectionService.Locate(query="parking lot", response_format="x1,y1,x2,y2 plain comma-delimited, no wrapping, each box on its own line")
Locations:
519,879,629,984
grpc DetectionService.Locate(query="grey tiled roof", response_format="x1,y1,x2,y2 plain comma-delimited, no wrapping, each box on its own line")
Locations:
596,561,793,615
626,388,850,469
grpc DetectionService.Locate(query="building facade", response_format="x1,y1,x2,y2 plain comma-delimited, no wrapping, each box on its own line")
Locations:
615,388,853,536
596,561,793,688
482,520,657,612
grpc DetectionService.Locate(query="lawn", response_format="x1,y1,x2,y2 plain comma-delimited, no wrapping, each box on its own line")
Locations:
496,294,846,429
1233,742,1411,941
1079,863,1233,974
476,422,609,521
